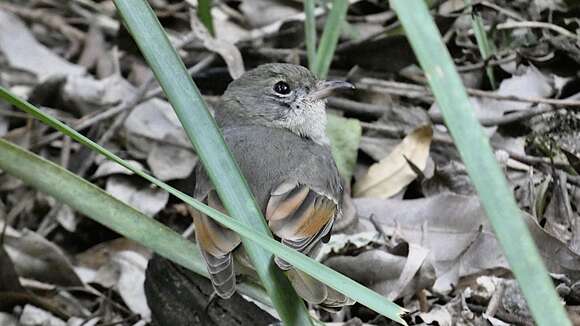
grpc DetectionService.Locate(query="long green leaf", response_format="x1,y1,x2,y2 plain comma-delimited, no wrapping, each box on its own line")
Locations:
313,0,349,78
390,1,571,325
466,0,497,89
0,137,271,306
304,0,317,71
0,84,406,326
197,0,215,37
112,1,311,324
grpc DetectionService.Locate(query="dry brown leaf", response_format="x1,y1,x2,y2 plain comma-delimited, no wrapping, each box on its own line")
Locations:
354,125,433,198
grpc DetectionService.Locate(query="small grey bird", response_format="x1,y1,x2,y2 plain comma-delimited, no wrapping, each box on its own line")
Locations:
193,63,354,308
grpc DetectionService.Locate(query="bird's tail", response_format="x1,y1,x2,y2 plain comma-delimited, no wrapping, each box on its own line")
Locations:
286,269,355,310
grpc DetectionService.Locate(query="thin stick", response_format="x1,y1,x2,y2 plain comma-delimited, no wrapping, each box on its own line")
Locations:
358,78,580,108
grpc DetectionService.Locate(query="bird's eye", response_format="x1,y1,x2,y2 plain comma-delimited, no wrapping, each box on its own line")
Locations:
273,81,291,95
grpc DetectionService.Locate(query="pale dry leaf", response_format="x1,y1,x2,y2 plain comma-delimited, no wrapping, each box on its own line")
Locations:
147,143,197,181
418,306,452,326
495,65,553,111
19,305,66,326
4,229,83,287
113,251,151,321
124,98,191,148
190,10,244,79
105,176,169,217
62,74,135,115
93,160,144,179
386,244,430,300
239,0,301,28
354,125,433,198
0,11,85,81
0,313,18,326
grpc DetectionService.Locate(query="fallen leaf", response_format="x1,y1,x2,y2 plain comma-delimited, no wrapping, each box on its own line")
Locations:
113,251,151,321
4,230,83,287
62,74,135,116
418,306,452,326
496,66,553,112
354,125,433,198
239,0,301,28
0,11,85,81
93,160,144,179
326,114,362,181
124,98,191,148
0,246,25,293
190,10,244,80
147,143,197,181
106,176,169,217
355,194,580,292
19,304,66,326
0,313,18,326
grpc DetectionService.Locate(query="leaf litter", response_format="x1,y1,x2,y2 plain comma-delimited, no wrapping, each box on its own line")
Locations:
0,0,580,325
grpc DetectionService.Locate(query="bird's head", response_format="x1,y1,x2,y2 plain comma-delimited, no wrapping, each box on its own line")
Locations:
219,63,353,145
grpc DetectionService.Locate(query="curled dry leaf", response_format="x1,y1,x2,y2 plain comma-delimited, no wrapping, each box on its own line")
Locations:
354,125,433,198
190,9,244,80
4,230,83,287
75,239,151,321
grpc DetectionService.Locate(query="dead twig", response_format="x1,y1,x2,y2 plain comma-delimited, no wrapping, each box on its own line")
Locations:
359,78,580,108
0,3,85,41
496,21,578,39
359,121,406,138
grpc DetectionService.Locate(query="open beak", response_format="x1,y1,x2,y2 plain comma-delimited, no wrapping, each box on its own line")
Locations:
309,80,354,101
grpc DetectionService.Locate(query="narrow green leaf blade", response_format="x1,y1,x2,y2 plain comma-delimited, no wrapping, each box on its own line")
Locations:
467,0,497,89
197,0,215,36
314,0,349,78
390,1,571,325
304,0,317,71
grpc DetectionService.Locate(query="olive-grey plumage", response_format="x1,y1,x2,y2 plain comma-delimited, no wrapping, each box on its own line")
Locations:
193,63,354,307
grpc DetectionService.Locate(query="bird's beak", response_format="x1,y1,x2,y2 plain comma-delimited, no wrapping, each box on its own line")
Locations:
309,80,354,101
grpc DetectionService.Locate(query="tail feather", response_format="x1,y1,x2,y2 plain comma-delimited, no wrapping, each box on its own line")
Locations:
202,249,236,298
287,269,355,309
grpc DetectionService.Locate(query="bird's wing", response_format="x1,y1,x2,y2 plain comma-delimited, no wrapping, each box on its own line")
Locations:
266,180,354,307
193,190,241,298
265,180,337,269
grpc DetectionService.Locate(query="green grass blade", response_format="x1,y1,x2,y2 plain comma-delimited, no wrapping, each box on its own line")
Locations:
304,0,317,71
0,86,407,324
0,137,272,306
313,0,349,78
197,0,215,37
467,1,497,89
112,1,311,324
389,1,571,325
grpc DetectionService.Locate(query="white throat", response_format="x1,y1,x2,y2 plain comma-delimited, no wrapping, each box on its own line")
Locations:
274,98,329,145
